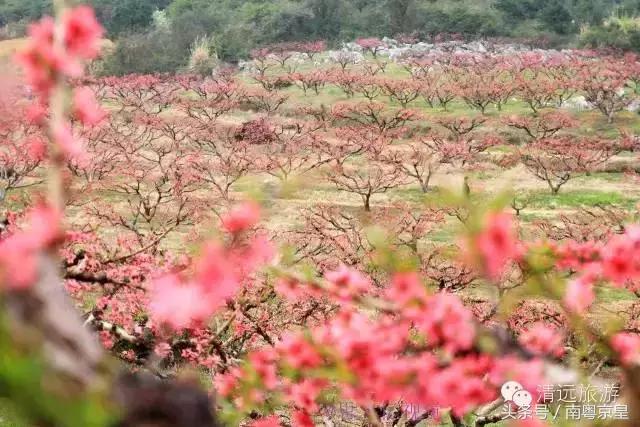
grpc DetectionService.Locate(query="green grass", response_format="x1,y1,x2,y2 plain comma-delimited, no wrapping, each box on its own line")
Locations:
573,172,624,183
595,285,637,302
0,399,28,427
528,190,635,209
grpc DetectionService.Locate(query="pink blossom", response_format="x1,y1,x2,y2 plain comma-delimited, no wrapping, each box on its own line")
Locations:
475,211,520,279
600,233,640,285
277,334,322,370
150,234,271,330
29,206,62,248
15,18,58,94
62,6,104,59
26,103,47,124
490,357,545,397
0,204,62,289
251,416,281,427
355,37,385,50
215,369,241,397
519,324,565,358
324,265,371,302
25,137,47,161
221,201,261,233
427,356,496,416
73,87,106,126
149,275,212,329
15,17,83,96
288,379,326,413
239,233,275,271
193,242,240,304
386,272,427,306
564,277,595,314
274,277,308,301
416,292,475,354
52,121,84,158
0,237,39,289
154,342,172,358
611,333,640,366
513,419,549,427
249,349,278,389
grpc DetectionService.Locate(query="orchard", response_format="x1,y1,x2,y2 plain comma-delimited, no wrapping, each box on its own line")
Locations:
3,4,640,427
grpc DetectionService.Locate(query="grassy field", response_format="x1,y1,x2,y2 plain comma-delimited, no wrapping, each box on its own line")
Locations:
0,399,27,427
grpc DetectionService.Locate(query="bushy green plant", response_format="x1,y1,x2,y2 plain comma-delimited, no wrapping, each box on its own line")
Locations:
580,14,640,51
98,28,186,75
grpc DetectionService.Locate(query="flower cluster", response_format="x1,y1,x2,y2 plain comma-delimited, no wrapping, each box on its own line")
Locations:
16,6,102,97
16,6,105,158
0,204,62,289
218,266,544,423
466,211,522,279
554,226,640,313
150,202,273,329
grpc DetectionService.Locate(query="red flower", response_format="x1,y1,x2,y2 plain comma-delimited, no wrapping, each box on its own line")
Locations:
475,211,521,279
416,292,475,354
291,410,314,427
25,137,47,161
221,201,261,233
288,379,325,413
15,6,103,99
277,334,322,370
324,265,371,302
62,6,104,59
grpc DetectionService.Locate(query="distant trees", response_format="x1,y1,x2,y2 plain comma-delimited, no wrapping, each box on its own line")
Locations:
92,0,170,36
4,0,635,74
577,57,635,123
388,0,414,36
495,0,575,34
0,0,50,26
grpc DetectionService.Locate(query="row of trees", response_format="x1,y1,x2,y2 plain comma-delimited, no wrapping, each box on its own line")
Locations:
246,45,640,121
3,71,633,229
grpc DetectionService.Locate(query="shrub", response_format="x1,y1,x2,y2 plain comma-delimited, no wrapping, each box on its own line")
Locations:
98,29,186,75
186,35,218,77
580,15,640,51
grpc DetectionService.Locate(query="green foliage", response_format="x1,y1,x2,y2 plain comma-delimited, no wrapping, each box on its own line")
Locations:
528,189,634,208
98,26,186,75
413,3,503,37
8,0,640,73
494,0,640,35
0,398,29,427
91,0,165,36
0,0,50,27
580,15,640,51
0,310,113,427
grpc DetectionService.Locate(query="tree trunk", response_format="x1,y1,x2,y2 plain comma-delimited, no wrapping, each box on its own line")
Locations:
364,194,371,211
